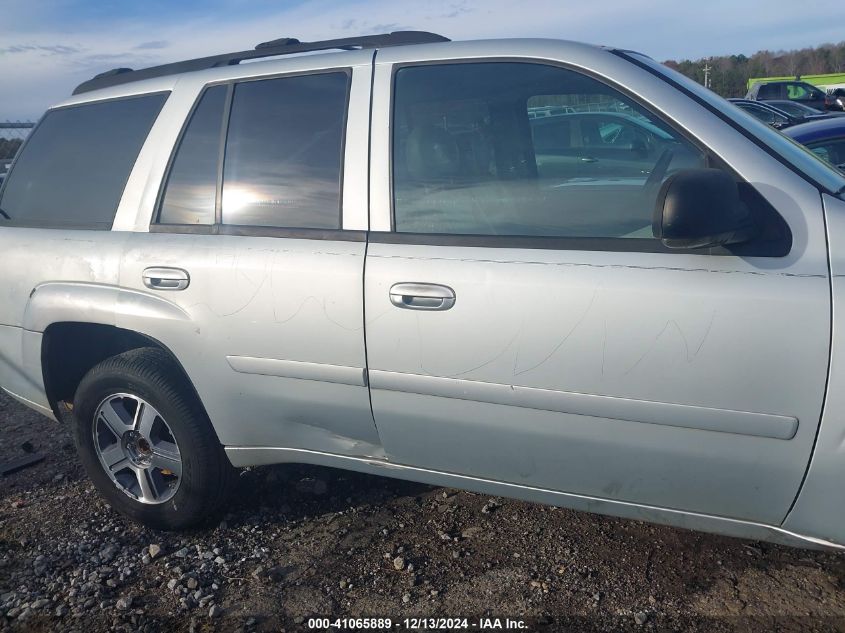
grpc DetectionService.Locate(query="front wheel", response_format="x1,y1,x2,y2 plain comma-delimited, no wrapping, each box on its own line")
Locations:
72,347,237,530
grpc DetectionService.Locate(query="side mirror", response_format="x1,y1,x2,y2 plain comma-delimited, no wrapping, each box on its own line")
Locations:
653,168,758,249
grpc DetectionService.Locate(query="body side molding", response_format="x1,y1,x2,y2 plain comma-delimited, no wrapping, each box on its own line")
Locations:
368,370,799,440
226,356,367,387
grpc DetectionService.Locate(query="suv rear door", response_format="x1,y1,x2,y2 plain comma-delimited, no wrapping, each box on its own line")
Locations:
116,53,382,459
363,45,830,525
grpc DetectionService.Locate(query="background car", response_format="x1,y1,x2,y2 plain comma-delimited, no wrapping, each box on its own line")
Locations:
763,99,825,118
729,98,845,129
728,98,797,129
746,79,832,111
527,104,576,118
784,117,845,172
829,88,845,112
528,110,702,181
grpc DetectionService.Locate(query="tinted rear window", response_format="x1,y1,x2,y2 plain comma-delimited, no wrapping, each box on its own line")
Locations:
158,86,226,225
221,72,348,229
757,84,780,99
0,93,167,228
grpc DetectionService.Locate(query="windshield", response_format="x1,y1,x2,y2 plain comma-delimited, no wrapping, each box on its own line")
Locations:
623,53,845,195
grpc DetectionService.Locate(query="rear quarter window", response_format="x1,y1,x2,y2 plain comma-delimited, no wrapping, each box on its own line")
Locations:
757,84,781,99
0,93,167,229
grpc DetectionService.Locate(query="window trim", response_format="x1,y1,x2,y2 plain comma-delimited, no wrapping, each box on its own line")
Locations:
214,83,234,227
369,231,727,254
149,223,367,241
152,83,227,230
386,58,791,257
0,91,170,231
152,68,354,240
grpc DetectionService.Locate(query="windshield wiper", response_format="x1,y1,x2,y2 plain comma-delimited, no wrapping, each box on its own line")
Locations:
0,208,9,220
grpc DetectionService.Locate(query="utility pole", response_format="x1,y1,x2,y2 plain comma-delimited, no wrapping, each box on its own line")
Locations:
702,59,712,89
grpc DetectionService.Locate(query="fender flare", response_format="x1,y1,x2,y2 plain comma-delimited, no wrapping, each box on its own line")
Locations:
23,281,190,333
20,282,193,415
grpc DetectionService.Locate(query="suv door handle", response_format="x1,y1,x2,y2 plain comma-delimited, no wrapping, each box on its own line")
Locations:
389,283,455,311
142,267,190,291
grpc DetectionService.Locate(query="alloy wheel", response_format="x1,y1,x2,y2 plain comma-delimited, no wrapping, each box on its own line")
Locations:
92,393,182,504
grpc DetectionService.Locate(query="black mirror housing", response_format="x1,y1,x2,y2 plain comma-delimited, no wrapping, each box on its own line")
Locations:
653,168,758,249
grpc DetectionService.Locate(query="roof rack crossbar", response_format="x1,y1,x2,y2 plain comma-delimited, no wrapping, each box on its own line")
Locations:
73,31,450,95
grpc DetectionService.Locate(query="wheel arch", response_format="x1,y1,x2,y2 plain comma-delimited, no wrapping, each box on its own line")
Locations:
41,322,207,423
25,282,204,422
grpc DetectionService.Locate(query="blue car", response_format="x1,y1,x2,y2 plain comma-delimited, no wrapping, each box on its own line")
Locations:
784,117,845,172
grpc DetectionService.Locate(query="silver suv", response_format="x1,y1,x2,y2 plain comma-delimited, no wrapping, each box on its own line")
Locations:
2,32,845,549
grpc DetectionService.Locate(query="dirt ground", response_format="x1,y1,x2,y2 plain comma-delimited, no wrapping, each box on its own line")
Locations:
2,390,845,633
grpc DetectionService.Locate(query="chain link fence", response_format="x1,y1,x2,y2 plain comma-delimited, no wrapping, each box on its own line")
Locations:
0,121,34,180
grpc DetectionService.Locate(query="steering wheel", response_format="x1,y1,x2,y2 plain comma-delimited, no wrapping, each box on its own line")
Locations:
643,148,674,193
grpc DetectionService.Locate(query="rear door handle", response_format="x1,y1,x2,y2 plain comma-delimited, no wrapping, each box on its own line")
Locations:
143,267,190,291
389,283,455,311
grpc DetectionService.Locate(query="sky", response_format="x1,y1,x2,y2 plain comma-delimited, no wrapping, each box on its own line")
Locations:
2,0,845,121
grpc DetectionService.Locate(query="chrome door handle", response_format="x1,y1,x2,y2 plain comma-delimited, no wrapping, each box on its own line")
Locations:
389,283,455,311
142,267,190,291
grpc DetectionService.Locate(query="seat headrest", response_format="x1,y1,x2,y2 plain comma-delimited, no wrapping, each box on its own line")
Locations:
405,124,460,180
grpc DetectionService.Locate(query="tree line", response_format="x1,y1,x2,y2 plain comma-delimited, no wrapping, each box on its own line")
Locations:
664,41,845,98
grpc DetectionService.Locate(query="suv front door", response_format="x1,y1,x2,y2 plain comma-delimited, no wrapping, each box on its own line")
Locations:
364,51,830,525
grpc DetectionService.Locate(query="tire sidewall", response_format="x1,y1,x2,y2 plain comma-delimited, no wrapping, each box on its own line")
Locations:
73,366,213,529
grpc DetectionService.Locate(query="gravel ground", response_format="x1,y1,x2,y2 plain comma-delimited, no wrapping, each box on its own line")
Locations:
2,390,845,633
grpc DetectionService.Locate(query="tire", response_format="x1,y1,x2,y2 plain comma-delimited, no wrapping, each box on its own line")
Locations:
71,347,237,530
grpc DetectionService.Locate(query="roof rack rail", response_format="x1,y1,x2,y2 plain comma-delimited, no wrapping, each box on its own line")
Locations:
73,31,450,95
